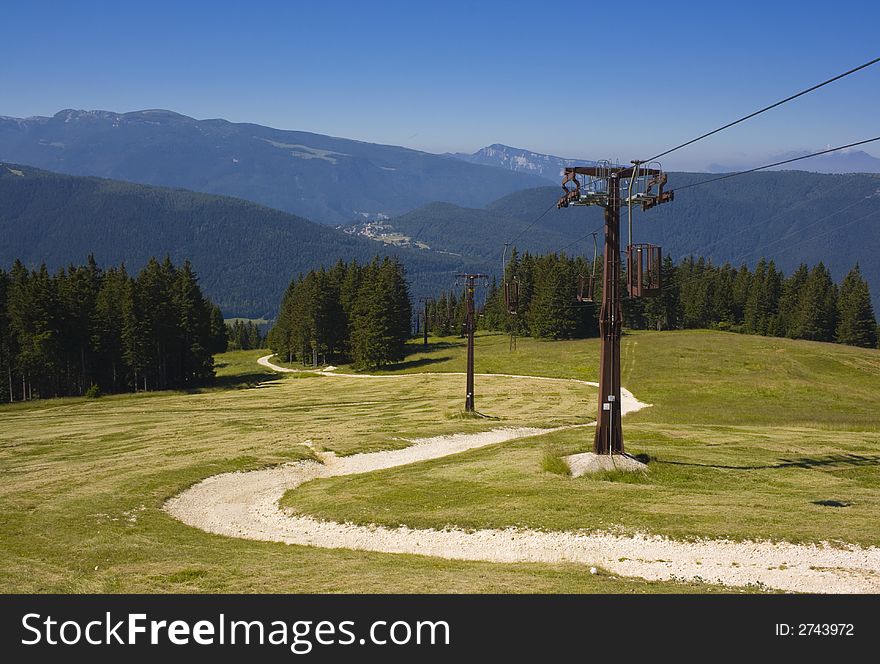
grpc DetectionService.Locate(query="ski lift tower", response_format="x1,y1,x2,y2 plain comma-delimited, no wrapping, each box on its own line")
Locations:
557,161,673,454
457,273,488,412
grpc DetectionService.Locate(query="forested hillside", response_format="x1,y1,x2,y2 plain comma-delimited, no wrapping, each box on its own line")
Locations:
0,164,472,316
345,201,577,262
380,172,880,309
0,109,547,224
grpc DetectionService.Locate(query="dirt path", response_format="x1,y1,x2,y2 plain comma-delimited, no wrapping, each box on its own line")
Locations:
165,356,880,593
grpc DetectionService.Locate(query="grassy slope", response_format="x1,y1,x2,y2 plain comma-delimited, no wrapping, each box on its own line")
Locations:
0,349,720,593
284,331,880,546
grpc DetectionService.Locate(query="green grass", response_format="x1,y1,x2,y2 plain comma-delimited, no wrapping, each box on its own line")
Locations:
283,331,880,547
2,330,877,593
540,448,571,476
0,345,725,593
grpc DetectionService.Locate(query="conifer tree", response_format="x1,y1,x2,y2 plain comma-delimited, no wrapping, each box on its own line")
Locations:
775,263,808,338
208,305,228,355
730,263,751,325
836,264,878,348
93,266,128,391
0,269,12,402
791,262,837,341
527,255,579,339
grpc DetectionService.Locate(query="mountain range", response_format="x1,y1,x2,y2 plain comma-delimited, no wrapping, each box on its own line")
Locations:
707,148,880,175
453,143,880,178
0,163,476,317
0,110,548,225
2,109,879,314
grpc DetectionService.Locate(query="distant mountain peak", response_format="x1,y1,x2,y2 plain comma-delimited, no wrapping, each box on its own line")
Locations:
449,144,596,181
54,109,122,122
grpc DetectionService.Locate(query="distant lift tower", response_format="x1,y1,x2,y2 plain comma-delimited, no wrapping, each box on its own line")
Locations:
457,273,488,412
418,297,434,347
557,161,672,454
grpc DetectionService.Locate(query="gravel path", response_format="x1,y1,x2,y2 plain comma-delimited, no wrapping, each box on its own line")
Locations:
165,356,880,593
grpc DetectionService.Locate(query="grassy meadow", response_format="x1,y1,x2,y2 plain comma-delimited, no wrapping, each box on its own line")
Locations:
1,330,878,594
285,331,880,546
1,348,712,593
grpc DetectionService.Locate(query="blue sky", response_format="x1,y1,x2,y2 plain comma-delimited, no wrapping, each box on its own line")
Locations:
2,0,879,169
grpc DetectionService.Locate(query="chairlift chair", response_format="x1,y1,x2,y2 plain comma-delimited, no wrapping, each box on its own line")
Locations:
627,244,662,297
504,279,519,316
576,273,595,303
575,232,599,302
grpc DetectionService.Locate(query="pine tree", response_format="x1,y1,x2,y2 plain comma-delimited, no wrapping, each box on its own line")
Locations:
172,260,214,386
836,264,878,348
208,305,228,355
776,263,808,338
57,256,102,394
348,257,411,369
744,259,778,334
791,262,837,341
527,255,579,339
93,266,128,391
122,268,149,391
730,263,751,326
680,257,713,328
640,255,677,330
0,268,12,402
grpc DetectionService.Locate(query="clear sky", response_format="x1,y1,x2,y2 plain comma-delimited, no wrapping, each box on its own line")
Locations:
2,0,879,170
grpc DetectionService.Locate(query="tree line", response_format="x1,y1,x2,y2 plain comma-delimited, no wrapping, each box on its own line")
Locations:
627,256,877,348
268,257,412,369
226,320,266,351
425,251,877,349
0,256,228,402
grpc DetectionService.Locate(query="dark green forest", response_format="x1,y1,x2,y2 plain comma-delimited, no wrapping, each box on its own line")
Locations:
378,173,880,312
268,257,412,370
0,163,472,317
0,256,227,402
4,163,879,320
427,251,878,349
226,320,267,351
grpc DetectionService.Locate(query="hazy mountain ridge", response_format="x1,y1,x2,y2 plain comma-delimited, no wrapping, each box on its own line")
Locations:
455,142,880,177
708,148,880,174
448,143,596,181
0,109,549,225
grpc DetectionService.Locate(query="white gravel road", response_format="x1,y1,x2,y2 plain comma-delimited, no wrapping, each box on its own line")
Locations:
164,356,880,593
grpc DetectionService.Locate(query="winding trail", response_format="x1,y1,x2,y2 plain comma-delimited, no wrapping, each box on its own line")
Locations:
165,355,880,593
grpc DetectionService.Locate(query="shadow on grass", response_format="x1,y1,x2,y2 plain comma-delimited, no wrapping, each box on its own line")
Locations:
409,341,462,352
812,499,853,507
214,372,282,390
446,409,500,421
384,356,454,371
659,453,880,471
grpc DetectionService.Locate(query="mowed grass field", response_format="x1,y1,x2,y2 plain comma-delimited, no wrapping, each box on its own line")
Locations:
1,330,878,593
1,347,715,594
285,331,880,546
